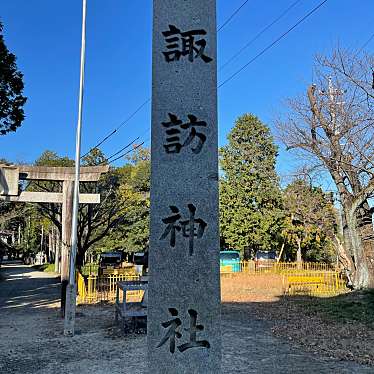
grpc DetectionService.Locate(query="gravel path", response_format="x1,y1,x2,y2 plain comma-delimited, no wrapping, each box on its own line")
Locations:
0,263,372,373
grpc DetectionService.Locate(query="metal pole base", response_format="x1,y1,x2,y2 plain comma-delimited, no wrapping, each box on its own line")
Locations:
63,284,77,336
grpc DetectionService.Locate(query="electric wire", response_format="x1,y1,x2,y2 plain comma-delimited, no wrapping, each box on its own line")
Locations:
358,32,374,54
218,0,329,88
105,141,146,164
103,127,150,164
220,0,302,71
81,98,150,158
85,0,328,161
105,137,140,162
83,1,251,157
217,0,250,32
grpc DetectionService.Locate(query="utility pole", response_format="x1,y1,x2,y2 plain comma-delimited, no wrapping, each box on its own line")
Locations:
319,76,344,135
64,0,87,337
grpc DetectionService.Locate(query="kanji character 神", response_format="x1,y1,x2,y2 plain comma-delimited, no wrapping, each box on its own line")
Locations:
180,204,207,256
159,205,181,247
159,204,207,256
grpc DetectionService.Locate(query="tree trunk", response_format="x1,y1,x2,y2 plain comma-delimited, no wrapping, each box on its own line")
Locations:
344,208,373,288
277,242,285,262
54,228,61,274
334,234,352,270
76,250,84,269
48,231,53,263
296,238,302,269
357,205,374,287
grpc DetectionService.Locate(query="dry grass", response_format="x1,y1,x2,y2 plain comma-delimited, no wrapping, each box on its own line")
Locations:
221,272,374,366
221,272,285,303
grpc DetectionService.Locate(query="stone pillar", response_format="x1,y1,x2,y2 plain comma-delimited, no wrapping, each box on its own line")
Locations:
148,1,221,373
61,180,73,315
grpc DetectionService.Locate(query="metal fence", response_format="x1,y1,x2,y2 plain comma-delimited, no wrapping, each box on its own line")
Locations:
80,263,136,276
77,262,347,303
235,261,337,273
77,273,141,304
221,261,347,296
283,270,346,296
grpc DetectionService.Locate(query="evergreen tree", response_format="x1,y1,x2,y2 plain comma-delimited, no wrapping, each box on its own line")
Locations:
96,147,150,253
0,22,27,135
220,114,283,255
281,179,337,263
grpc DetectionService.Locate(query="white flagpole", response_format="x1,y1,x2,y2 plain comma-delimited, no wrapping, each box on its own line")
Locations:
64,0,87,336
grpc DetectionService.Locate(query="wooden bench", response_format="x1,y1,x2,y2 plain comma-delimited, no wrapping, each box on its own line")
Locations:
115,280,148,330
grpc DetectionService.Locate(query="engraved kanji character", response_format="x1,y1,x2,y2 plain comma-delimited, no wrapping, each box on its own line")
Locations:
162,25,213,63
162,113,207,154
180,204,207,256
177,309,210,352
156,308,182,353
159,206,181,247
160,204,207,256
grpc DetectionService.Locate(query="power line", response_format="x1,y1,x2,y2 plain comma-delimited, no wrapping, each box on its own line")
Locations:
220,0,302,71
217,0,250,32
358,32,374,54
218,0,329,89
106,141,146,164
82,129,116,158
104,127,150,163
106,137,140,162
83,2,251,156
85,0,327,157
101,1,302,151
81,98,150,158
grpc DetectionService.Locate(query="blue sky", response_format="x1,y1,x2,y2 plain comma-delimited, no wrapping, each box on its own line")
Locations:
0,0,373,186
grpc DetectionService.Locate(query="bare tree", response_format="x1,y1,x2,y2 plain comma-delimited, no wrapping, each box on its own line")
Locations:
276,48,374,288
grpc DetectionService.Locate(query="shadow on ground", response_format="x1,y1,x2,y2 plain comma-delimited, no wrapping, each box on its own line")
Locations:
0,261,60,310
1,263,373,373
221,271,374,368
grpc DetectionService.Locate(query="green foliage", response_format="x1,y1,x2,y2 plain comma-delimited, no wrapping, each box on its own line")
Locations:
81,263,99,276
282,179,337,262
0,22,27,135
35,150,74,167
220,113,284,254
93,151,150,253
33,263,55,273
82,147,106,166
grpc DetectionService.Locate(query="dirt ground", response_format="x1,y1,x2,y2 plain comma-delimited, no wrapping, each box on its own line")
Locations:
221,272,374,367
1,263,373,374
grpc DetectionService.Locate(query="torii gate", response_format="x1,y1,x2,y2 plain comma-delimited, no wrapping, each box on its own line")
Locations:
0,164,109,310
